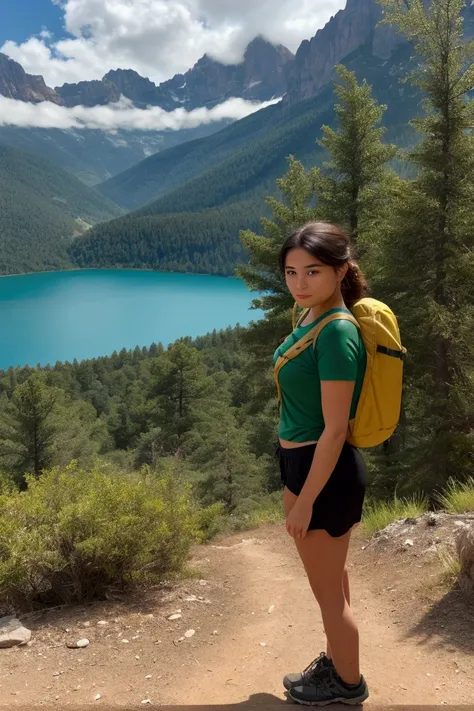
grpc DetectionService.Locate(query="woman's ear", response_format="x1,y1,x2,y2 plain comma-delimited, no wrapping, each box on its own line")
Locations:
337,263,349,282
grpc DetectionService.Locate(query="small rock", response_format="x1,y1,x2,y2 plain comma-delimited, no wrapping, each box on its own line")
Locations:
268,605,276,614
403,539,414,547
212,630,218,635
260,642,267,647
427,514,437,527
97,621,107,626
83,621,91,628
145,674,152,679
142,700,152,705
184,629,195,638
405,517,418,525
67,638,89,649
168,614,182,621
184,595,198,602
95,693,102,700
178,636,185,642
199,580,208,586
121,639,130,644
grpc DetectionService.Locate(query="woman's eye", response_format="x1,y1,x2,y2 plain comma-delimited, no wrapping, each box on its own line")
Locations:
308,270,320,276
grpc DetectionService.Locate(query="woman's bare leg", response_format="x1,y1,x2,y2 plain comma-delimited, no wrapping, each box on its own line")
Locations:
283,486,360,685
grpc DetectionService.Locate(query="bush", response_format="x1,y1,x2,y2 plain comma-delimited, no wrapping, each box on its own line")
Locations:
195,502,227,542
0,461,201,614
361,493,429,536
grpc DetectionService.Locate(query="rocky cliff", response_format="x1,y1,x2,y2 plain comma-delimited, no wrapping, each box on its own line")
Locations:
286,0,403,104
0,52,62,104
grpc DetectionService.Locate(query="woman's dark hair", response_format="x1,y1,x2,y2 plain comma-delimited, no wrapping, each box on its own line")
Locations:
278,221,369,308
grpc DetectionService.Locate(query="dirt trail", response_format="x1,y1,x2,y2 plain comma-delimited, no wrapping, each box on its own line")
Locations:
1,523,474,708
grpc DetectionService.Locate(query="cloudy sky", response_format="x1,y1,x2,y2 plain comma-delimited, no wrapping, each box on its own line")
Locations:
0,0,347,88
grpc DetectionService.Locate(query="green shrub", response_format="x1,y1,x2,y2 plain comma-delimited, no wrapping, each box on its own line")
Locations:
0,461,201,613
436,476,474,514
195,502,227,542
362,493,429,536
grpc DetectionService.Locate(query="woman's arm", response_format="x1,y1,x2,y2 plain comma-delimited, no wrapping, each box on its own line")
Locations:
298,379,355,506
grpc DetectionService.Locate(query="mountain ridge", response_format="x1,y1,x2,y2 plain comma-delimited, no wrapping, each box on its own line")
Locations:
1,37,293,110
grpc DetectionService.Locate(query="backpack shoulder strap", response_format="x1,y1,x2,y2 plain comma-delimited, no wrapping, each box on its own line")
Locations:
274,311,360,407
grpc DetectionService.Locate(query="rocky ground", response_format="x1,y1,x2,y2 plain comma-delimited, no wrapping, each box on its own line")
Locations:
1,512,474,709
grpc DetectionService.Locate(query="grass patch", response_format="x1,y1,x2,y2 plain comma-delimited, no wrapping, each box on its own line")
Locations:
362,493,429,536
436,476,474,514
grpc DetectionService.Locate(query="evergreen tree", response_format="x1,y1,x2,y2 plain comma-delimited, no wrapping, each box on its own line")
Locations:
149,342,211,454
0,375,60,487
315,64,399,253
0,375,111,488
378,0,474,492
185,397,264,512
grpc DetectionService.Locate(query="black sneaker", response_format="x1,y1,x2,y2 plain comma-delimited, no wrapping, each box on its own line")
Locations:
288,663,369,706
283,652,333,691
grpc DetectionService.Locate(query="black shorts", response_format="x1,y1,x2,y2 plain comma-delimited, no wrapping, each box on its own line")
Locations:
277,442,368,538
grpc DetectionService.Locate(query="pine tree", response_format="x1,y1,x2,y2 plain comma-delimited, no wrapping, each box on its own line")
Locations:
315,64,399,254
378,0,474,492
149,342,212,454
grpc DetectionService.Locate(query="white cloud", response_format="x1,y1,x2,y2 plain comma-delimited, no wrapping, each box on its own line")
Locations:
1,0,347,87
0,94,281,131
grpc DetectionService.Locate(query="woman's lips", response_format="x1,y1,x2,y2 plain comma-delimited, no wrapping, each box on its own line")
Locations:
296,295,311,299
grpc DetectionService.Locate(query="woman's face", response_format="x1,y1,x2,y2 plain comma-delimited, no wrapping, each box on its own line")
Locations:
284,247,346,309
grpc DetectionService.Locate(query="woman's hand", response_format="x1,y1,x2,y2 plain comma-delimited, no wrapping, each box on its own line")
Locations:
286,498,313,539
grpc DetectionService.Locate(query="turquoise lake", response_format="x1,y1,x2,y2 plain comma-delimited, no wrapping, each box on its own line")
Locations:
0,269,263,370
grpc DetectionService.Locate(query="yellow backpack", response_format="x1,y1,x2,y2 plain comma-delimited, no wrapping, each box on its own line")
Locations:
274,298,407,448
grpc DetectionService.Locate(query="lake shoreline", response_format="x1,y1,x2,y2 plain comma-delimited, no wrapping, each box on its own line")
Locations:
0,266,240,280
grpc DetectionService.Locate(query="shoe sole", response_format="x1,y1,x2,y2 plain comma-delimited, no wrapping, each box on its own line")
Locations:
288,687,369,706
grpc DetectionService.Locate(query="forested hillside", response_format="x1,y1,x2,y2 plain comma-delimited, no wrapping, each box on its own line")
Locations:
69,200,263,275
0,143,122,275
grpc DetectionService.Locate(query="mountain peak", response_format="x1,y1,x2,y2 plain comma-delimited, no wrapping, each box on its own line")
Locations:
0,52,62,104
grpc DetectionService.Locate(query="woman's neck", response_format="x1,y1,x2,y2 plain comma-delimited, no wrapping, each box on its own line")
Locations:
310,294,346,321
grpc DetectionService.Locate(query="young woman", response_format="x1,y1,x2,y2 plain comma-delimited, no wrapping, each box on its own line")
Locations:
274,222,370,706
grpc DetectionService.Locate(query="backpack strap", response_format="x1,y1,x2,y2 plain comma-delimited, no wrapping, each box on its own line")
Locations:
274,311,360,407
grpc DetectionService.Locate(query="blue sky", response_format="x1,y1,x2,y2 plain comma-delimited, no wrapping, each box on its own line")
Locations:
0,0,65,46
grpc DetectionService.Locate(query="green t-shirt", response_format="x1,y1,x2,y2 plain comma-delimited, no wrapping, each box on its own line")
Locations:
273,308,367,443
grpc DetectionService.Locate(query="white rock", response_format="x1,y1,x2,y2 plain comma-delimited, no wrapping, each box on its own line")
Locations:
121,639,130,644
75,639,90,649
168,614,182,621
145,674,152,679
268,605,276,614
97,621,107,626
199,580,208,586
260,642,267,647
184,629,195,638
403,539,414,547
95,693,102,700
0,617,32,649
83,621,91,628
184,595,198,602
142,700,152,705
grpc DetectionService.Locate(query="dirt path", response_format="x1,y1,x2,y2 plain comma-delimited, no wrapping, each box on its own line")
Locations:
1,523,474,707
